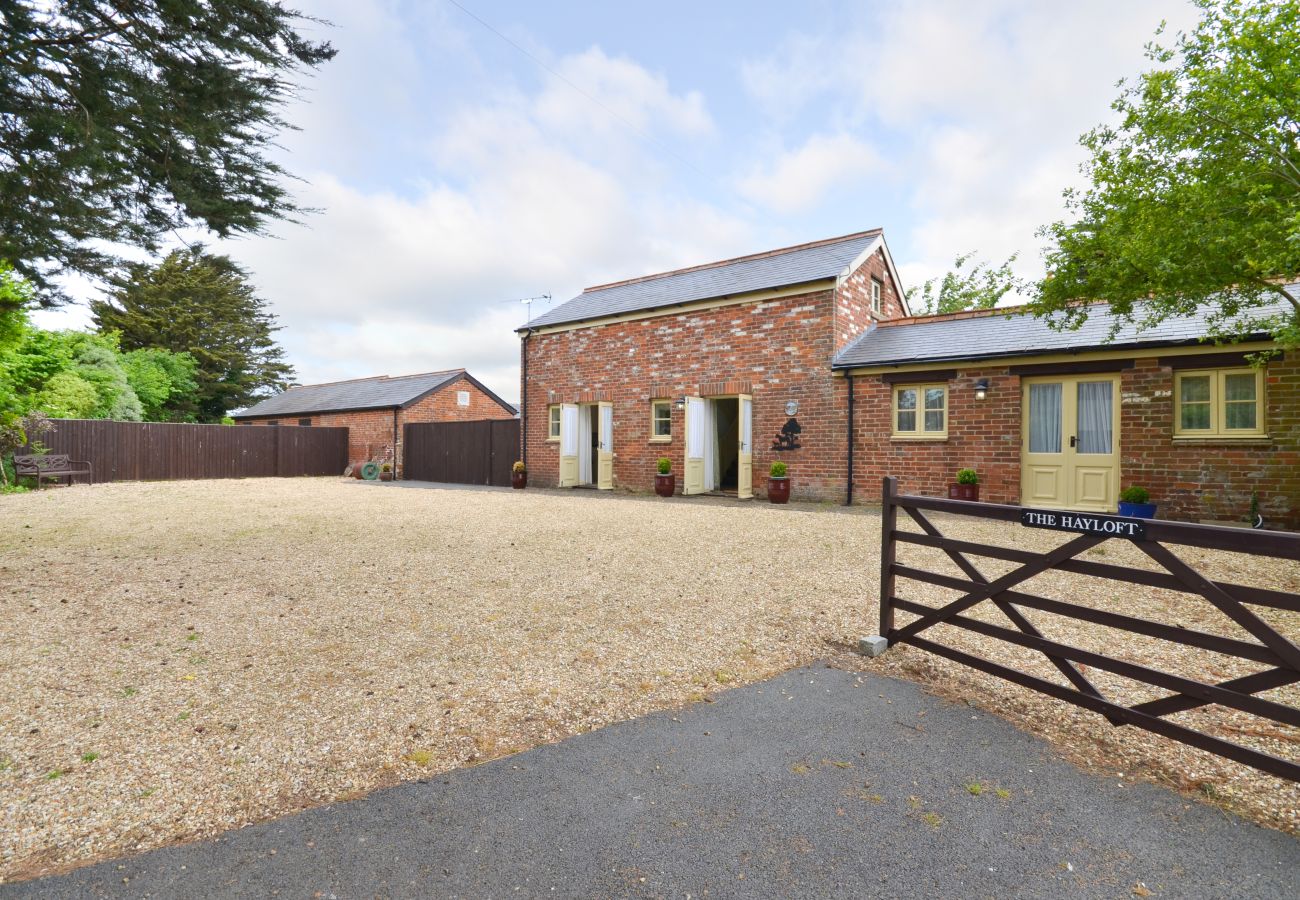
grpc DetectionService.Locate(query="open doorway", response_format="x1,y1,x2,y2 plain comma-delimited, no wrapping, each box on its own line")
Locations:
712,398,739,492
578,403,598,486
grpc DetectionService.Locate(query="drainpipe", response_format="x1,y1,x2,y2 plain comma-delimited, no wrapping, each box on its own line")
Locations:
845,372,855,506
520,328,532,467
392,408,400,480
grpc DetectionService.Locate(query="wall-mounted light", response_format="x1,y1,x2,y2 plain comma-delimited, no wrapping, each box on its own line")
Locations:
974,378,990,401
673,396,686,411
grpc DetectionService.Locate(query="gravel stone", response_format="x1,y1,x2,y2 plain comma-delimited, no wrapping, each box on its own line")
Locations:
0,478,1294,882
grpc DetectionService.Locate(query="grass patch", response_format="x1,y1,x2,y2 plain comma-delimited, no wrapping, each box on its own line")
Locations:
80,752,99,764
966,782,983,796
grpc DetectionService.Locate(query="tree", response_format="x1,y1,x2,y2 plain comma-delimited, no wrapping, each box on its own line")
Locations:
1033,0,1300,350
0,1,335,302
915,253,1020,315
121,347,199,421
91,248,294,420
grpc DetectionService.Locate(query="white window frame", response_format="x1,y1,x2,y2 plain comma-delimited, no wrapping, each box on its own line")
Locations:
650,399,672,442
870,278,882,314
892,383,948,439
1173,367,1266,438
456,390,470,407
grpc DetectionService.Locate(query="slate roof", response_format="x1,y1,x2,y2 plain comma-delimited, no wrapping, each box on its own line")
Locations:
833,293,1296,369
234,370,465,418
524,230,885,329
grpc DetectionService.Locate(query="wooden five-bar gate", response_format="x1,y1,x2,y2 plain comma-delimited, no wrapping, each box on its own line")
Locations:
877,476,1300,782
403,419,520,487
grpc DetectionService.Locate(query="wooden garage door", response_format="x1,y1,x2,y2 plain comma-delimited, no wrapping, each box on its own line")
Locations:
403,420,520,486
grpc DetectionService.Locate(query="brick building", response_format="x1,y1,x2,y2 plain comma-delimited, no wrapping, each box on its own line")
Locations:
233,369,516,474
518,230,907,500
519,230,1297,528
835,299,1298,528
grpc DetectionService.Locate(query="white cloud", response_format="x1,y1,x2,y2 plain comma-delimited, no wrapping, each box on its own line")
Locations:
737,133,882,214
217,31,746,403
741,0,1201,300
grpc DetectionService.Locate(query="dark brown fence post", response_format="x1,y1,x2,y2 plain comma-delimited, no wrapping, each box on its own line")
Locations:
870,476,898,656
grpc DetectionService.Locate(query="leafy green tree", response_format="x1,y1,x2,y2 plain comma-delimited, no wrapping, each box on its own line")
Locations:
121,347,199,421
0,1,335,302
1034,0,1300,349
91,248,294,421
68,340,142,420
32,370,99,419
915,253,1020,315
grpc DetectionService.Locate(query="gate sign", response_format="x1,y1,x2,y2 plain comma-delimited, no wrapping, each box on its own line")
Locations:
1020,508,1146,540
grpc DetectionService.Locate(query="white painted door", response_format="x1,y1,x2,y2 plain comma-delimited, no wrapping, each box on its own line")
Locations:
684,396,705,495
1021,375,1119,512
737,394,753,499
597,401,613,490
558,403,579,487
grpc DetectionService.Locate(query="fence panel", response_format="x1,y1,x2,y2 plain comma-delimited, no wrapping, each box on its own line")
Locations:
876,476,1300,783
403,419,520,486
25,419,347,482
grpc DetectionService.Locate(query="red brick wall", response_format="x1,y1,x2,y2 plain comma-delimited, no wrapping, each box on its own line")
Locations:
522,288,849,500
520,247,906,501
241,376,515,475
848,351,1299,528
835,249,907,353
1120,354,1298,527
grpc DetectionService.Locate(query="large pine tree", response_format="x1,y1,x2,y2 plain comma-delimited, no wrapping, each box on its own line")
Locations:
0,1,335,302
91,248,294,421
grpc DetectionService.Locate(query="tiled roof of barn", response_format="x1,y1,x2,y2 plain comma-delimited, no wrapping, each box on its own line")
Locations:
524,230,884,329
234,370,465,418
832,293,1295,369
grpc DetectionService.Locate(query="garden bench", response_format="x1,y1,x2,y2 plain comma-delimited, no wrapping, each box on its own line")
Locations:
13,454,93,489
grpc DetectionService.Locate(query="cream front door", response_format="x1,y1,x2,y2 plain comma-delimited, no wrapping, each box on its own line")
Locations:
683,395,705,495
597,401,613,490
737,394,753,499
1021,375,1120,512
558,403,579,488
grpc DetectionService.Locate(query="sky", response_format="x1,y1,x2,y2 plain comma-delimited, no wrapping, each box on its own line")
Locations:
33,0,1199,404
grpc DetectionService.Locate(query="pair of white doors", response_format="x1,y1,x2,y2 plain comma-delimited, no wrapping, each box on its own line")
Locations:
1021,375,1120,512
558,402,612,489
683,395,753,499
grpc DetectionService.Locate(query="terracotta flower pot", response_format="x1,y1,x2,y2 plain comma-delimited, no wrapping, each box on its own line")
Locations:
654,473,675,497
511,471,527,489
948,483,979,501
379,471,393,482
768,476,790,504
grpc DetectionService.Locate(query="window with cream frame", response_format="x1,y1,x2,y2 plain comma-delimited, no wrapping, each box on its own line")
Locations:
650,399,672,441
870,278,882,314
1174,367,1265,437
892,383,947,438
547,404,561,441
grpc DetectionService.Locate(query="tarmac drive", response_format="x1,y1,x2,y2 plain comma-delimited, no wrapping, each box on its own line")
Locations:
6,664,1298,899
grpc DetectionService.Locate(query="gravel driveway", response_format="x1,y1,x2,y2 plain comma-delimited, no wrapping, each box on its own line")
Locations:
0,478,1295,882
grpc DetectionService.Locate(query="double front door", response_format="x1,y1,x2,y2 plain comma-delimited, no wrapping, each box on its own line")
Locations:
1021,375,1120,512
558,402,612,489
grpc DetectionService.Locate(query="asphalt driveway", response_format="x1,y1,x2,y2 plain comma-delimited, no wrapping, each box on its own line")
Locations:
6,664,1296,899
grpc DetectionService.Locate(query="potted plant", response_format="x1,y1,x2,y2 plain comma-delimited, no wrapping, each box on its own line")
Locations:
511,460,527,489
654,457,674,497
1118,486,1157,519
768,460,790,504
948,468,979,501
379,462,394,482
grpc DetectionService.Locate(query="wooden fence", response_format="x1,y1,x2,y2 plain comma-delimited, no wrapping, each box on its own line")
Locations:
877,476,1300,782
403,419,519,487
25,419,349,482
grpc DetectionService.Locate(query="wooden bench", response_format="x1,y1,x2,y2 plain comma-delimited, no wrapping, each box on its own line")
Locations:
13,454,93,489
